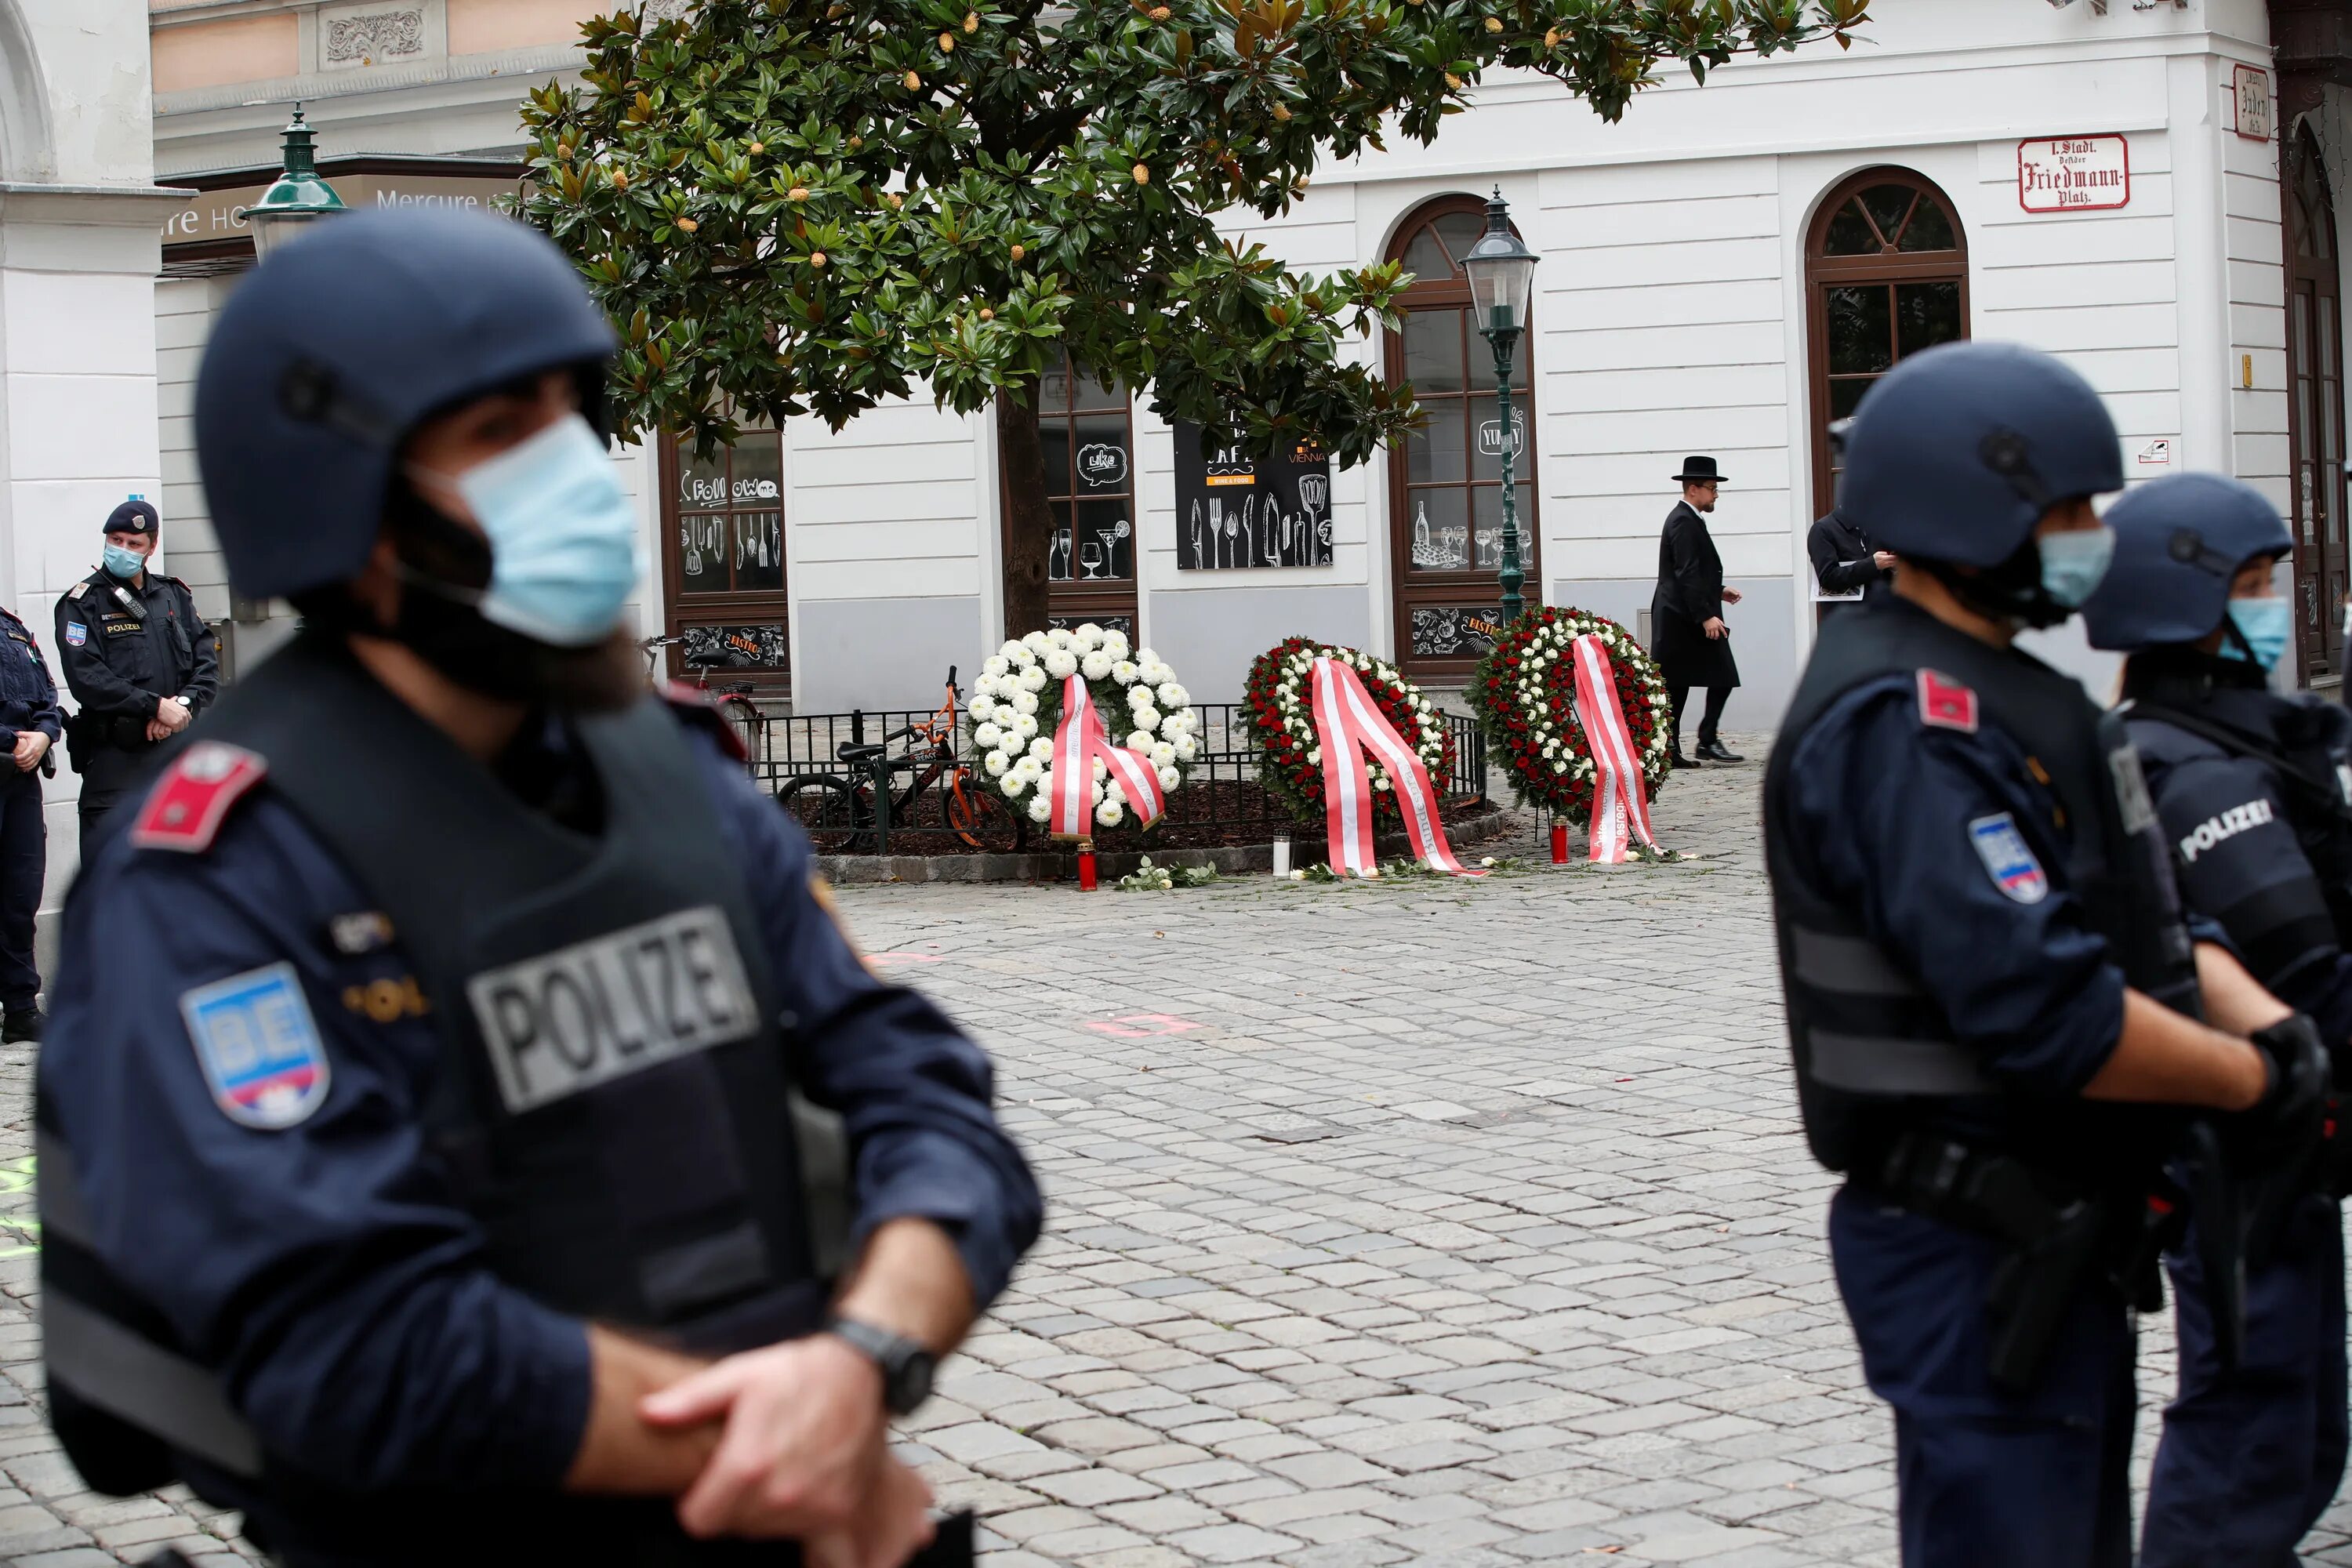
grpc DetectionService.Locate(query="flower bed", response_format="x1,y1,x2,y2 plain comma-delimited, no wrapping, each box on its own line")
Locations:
1242,637,1454,827
966,624,1197,832
1467,606,1673,824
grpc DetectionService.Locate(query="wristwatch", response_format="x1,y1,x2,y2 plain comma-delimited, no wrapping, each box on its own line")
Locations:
824,1315,937,1415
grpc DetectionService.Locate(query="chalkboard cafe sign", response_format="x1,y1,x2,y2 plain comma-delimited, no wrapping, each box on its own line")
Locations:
1173,419,1335,571
160,162,524,249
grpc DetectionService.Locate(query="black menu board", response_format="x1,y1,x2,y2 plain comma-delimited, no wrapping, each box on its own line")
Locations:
1173,420,1336,570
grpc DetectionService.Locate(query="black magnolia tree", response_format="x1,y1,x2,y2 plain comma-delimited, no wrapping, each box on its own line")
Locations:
520,0,1868,634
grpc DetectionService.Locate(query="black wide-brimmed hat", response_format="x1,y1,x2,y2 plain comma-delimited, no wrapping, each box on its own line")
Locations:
1674,456,1727,485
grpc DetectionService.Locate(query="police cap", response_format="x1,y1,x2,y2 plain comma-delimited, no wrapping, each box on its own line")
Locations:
194,208,616,602
2082,473,2294,652
105,499,158,537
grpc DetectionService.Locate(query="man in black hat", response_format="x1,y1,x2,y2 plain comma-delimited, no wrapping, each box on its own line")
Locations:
54,498,219,858
1650,457,1743,764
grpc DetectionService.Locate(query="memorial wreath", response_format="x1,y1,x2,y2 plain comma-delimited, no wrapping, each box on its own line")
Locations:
1468,607,1673,826
967,625,1198,832
1244,637,1454,827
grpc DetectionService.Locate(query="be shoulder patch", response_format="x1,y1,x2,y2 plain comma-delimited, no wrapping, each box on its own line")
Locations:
1918,670,1979,733
1969,812,2049,905
62,622,85,648
130,741,267,854
182,963,330,1130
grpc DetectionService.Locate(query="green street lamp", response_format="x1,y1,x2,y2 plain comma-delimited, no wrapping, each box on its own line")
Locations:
1457,187,1539,625
245,104,347,261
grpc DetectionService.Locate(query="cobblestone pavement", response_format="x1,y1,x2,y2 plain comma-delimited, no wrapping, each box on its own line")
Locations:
2,733,2350,1565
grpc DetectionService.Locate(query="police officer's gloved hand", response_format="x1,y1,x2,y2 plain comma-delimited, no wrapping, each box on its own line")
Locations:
2233,1014,2331,1171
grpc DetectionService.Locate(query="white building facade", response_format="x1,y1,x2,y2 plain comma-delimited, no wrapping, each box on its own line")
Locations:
1,0,176,904
147,0,2352,721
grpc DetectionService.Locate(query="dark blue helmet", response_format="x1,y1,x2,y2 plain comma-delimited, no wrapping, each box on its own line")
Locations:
194,207,615,601
2082,474,2293,652
1840,342,2124,568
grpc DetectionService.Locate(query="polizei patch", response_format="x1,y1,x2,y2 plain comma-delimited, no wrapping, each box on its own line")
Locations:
2178,797,2276,864
467,906,758,1115
1969,813,2049,904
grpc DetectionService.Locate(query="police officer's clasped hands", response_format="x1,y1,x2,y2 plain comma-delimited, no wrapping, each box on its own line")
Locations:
36,209,1041,1568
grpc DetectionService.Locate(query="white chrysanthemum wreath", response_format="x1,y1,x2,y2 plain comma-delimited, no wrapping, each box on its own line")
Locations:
965,624,1199,831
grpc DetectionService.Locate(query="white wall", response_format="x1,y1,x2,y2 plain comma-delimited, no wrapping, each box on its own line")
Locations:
1,0,169,927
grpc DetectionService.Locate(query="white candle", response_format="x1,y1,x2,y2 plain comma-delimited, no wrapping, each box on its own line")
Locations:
1272,835,1291,878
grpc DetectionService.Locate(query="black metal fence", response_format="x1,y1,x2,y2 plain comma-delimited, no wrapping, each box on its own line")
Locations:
742,700,1486,855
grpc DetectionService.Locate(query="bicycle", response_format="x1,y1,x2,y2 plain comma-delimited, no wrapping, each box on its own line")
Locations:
775,666,1026,855
640,633,765,766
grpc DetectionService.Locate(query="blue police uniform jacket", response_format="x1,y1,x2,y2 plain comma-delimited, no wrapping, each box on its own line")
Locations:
1768,597,2218,1177
2124,667,2352,1052
0,606,64,751
38,700,1041,1515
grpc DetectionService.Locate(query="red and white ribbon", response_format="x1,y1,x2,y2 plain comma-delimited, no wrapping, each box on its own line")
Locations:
1308,655,1483,878
1568,633,1661,863
1048,673,1165,840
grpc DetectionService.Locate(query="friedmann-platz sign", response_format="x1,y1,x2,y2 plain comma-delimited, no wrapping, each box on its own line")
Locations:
2016,135,2131,213
160,159,524,249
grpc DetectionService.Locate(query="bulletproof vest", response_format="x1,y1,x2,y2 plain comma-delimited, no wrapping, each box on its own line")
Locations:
2128,672,2352,967
1764,599,2201,1174
39,635,849,1554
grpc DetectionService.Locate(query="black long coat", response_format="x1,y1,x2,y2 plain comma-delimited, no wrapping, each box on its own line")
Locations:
1650,500,1740,689
1807,509,1888,605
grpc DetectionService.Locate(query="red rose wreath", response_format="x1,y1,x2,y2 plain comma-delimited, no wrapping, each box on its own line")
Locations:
1244,637,1456,826
1467,607,1674,825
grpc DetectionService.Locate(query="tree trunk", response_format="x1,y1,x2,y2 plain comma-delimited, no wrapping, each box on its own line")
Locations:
996,387,1054,637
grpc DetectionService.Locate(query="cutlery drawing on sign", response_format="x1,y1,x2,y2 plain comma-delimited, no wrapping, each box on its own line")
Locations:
1174,419,1337,570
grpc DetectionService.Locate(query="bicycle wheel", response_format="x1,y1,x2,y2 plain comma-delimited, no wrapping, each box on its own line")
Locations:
946,773,1028,851
717,694,764,770
776,775,869,854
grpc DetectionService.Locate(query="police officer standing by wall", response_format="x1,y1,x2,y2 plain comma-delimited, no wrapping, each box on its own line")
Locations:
53,499,218,859
2081,472,2349,1567
36,208,1041,1566
0,598,60,1042
1763,342,2329,1567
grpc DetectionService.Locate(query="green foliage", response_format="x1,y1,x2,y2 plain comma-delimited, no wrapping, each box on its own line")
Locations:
520,0,1867,458
1116,855,1221,889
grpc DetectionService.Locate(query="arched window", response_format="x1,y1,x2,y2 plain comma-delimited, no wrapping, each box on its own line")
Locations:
1805,169,1969,520
2286,125,2345,681
1384,195,1539,679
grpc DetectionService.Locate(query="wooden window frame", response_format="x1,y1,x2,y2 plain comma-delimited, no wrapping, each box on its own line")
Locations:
997,357,1139,638
2285,124,2347,684
1805,168,1972,521
1384,194,1541,683
655,429,793,697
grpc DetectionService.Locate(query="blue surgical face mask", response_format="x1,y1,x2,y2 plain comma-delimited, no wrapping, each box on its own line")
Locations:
423,414,642,648
101,543,147,580
2223,596,2292,671
2038,525,2115,611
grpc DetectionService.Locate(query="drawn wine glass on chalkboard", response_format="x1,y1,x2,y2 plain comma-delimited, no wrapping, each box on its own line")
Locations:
1079,541,1105,579
1096,522,1124,579
1297,474,1329,565
1050,526,1073,580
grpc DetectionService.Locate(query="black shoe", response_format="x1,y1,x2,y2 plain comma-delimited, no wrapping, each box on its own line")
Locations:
1695,739,1744,764
1669,744,1700,768
3,1008,43,1044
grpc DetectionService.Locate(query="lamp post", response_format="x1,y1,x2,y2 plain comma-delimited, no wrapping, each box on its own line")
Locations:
245,104,347,260
1458,188,1539,625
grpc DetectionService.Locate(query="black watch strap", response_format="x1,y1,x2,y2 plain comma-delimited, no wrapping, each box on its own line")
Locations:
825,1315,937,1416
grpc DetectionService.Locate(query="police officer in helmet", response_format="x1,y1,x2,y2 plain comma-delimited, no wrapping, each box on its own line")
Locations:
53,498,218,859
38,207,1040,1565
0,593,60,1043
2081,473,2349,1566
1762,341,2329,1566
